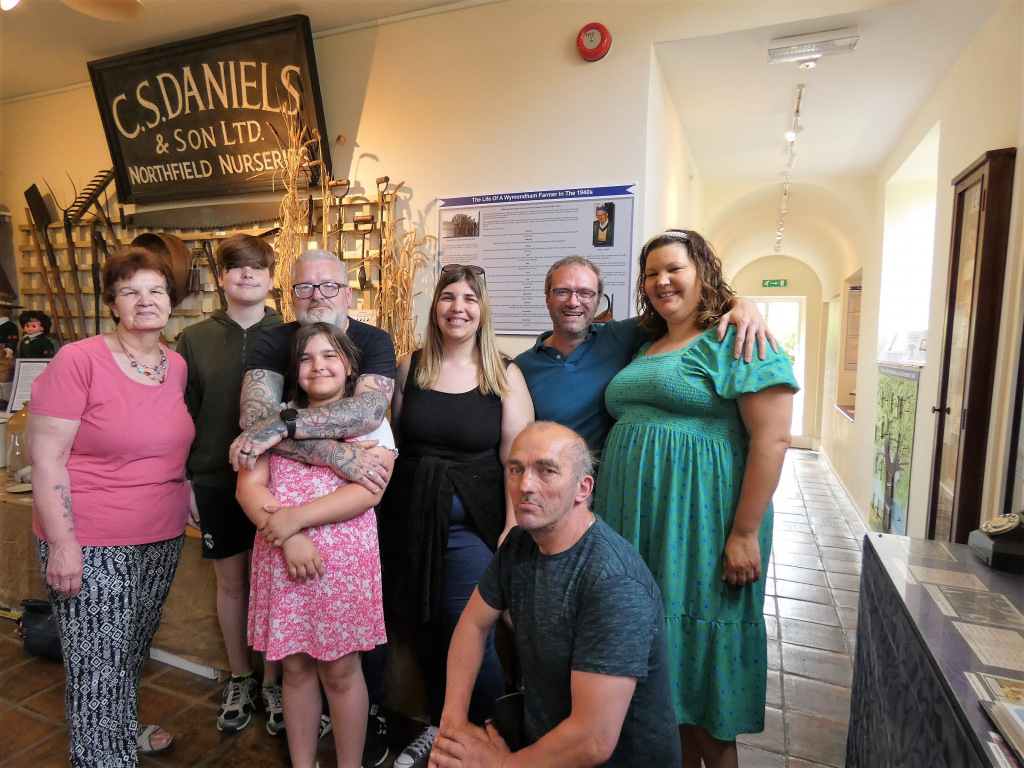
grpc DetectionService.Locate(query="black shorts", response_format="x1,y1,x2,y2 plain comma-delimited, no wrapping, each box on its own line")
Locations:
193,484,257,559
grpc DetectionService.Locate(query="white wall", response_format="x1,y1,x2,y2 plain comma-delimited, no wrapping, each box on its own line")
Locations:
645,49,703,236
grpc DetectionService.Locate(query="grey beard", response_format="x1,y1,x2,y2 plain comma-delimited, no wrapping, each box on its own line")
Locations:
297,306,346,327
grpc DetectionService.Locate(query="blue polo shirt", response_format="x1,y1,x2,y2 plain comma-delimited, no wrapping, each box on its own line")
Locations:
515,318,647,451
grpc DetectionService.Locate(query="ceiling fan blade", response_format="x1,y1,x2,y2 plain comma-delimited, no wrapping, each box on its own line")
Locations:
58,0,145,22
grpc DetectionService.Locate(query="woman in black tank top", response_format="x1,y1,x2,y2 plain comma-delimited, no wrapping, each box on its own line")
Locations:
381,266,534,761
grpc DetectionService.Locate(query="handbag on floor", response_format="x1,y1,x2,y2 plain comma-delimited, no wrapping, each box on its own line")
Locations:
18,598,63,661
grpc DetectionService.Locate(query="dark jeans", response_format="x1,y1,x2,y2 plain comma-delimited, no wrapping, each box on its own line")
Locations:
362,642,387,706
414,494,505,725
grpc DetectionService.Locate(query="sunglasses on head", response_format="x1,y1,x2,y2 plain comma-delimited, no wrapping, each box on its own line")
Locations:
441,263,486,283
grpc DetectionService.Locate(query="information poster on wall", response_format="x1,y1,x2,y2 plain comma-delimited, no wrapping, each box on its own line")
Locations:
437,185,635,334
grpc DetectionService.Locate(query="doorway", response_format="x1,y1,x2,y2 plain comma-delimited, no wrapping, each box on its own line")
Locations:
756,298,805,437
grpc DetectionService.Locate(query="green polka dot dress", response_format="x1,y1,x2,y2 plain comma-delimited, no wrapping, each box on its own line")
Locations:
595,326,798,740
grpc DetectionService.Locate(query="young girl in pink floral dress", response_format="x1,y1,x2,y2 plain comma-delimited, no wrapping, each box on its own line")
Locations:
238,322,393,768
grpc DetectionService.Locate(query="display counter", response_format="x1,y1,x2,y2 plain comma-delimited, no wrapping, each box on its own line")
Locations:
847,533,1024,767
0,474,227,671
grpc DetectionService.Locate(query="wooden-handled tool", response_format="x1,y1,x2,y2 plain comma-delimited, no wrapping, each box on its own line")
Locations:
65,168,120,246
354,214,375,290
376,176,390,286
329,178,350,257
25,186,78,341
24,207,67,345
91,224,107,336
201,242,227,310
61,215,89,333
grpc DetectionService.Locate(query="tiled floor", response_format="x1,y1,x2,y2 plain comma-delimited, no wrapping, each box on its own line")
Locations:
0,449,862,767
737,448,864,768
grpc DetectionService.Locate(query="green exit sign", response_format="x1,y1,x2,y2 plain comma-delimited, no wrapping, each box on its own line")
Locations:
762,279,788,288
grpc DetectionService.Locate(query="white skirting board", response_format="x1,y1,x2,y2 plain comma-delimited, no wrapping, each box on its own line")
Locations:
149,647,219,680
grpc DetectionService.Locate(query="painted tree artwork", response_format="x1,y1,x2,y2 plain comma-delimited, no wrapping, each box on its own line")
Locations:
870,365,920,535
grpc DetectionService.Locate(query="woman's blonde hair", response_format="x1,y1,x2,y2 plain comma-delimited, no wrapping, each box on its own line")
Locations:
416,266,509,396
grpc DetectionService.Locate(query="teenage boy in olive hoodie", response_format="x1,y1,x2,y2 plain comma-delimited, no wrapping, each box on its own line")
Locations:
177,235,284,735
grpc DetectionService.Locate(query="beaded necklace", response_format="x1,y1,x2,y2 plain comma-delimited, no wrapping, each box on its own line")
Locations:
120,339,167,383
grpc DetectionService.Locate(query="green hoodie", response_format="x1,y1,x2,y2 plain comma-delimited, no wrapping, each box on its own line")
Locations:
177,307,283,488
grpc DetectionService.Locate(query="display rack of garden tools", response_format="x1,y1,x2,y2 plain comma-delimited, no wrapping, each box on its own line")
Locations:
321,175,403,313
23,168,121,341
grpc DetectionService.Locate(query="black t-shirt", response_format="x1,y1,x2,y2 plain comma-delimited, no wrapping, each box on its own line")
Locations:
246,318,397,382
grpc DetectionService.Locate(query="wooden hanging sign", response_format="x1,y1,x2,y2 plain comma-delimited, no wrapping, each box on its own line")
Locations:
88,15,331,205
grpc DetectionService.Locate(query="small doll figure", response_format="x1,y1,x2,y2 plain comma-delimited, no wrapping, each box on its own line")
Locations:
17,311,55,358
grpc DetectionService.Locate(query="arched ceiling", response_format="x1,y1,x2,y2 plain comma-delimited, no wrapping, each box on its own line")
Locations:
707,180,871,295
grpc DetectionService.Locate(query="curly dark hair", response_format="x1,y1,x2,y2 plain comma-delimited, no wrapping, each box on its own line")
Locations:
634,229,735,339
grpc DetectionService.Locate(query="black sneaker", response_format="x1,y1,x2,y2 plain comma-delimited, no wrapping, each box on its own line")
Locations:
394,725,437,768
362,704,389,767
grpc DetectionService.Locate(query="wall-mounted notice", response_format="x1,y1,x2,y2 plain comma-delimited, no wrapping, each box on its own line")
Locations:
437,185,636,334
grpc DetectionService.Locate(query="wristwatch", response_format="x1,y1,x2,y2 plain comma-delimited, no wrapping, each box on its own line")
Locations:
279,408,299,440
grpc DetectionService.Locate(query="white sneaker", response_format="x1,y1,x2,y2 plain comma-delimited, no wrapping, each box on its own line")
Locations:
394,725,439,768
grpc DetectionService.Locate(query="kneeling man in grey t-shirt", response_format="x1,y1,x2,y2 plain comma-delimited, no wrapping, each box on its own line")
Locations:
430,422,680,768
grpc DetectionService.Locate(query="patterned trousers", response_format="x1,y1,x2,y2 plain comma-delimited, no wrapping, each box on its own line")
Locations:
37,535,185,768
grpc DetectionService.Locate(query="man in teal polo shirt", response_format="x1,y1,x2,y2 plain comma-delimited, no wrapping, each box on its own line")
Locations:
514,255,772,452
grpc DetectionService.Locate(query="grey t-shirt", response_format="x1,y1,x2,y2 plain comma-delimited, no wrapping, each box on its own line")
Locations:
478,517,680,766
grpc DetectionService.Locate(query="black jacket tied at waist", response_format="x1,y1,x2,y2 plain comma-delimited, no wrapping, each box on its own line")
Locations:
397,448,505,623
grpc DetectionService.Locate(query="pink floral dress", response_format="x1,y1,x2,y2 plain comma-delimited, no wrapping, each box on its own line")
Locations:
248,454,387,661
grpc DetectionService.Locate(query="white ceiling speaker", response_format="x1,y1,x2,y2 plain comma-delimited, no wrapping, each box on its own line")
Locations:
767,27,859,65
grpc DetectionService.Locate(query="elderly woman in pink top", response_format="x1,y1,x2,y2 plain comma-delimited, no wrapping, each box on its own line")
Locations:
27,247,195,768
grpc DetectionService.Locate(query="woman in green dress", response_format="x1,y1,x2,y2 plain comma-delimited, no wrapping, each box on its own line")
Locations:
595,229,797,768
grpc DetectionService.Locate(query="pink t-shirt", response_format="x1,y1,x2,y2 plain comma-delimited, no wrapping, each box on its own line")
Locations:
30,335,195,545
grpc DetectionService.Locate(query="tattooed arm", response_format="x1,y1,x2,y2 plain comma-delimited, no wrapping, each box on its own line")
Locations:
26,413,84,597
230,368,396,491
238,368,285,429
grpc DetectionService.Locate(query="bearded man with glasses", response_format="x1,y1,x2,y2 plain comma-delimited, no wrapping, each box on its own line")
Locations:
514,255,776,453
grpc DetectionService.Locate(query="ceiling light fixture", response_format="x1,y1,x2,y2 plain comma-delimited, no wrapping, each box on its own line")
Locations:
767,27,859,65
1,0,22,11
785,84,806,147
775,178,790,251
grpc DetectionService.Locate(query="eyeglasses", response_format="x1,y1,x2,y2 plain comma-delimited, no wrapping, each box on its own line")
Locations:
548,288,599,302
292,282,343,299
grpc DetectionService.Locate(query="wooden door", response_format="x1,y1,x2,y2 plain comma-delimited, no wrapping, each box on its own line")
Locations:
928,148,1016,543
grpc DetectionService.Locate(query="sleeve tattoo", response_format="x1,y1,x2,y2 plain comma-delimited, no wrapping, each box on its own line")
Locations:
296,375,393,439
240,369,285,429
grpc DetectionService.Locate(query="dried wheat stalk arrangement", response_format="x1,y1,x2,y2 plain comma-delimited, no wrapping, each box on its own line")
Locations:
269,106,327,322
377,182,435,359
270,108,431,344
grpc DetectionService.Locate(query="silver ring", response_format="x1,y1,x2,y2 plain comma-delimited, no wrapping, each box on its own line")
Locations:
366,469,375,478
240,449,253,456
